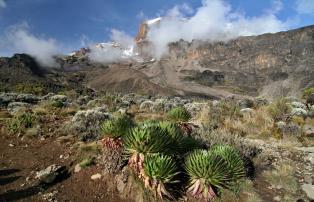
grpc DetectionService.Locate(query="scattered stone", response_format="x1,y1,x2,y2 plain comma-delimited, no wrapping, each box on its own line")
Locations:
50,95,68,102
35,164,67,184
16,94,39,104
212,100,219,107
91,173,102,180
8,143,15,147
240,108,254,114
273,196,281,201
301,184,314,200
74,164,82,173
0,93,18,106
7,102,31,114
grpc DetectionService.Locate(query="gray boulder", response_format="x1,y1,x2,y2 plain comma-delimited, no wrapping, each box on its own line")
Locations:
240,108,254,114
7,102,31,114
50,94,68,102
16,94,39,104
0,93,18,106
301,184,314,200
35,164,67,184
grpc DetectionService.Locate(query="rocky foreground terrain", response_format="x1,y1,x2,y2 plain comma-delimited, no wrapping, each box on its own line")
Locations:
0,25,314,202
0,90,313,201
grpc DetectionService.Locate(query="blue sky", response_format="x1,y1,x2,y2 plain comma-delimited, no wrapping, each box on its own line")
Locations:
0,0,313,56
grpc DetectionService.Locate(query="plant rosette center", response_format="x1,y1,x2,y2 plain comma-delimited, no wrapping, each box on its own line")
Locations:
187,178,217,200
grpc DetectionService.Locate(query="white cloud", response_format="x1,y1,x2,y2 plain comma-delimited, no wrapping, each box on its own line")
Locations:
88,29,135,64
296,0,314,14
110,29,134,49
148,0,290,58
0,0,6,8
4,23,61,67
166,3,194,17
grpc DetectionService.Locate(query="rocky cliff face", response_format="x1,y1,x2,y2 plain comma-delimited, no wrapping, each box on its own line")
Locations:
1,26,313,99
132,25,314,98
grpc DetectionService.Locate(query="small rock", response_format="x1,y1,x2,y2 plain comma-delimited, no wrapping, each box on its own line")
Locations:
36,164,66,184
8,143,15,147
91,173,102,180
74,164,82,173
301,184,314,200
273,196,281,201
240,108,254,114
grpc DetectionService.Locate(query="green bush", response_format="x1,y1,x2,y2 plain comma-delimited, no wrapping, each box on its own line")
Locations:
79,157,95,168
268,97,291,120
302,87,314,99
6,112,36,134
167,106,191,122
143,153,179,199
124,125,174,156
184,145,245,201
211,145,245,183
14,83,44,95
100,115,134,138
51,100,65,108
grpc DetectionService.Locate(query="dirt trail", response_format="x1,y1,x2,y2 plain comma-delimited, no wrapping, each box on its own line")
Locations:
0,134,127,202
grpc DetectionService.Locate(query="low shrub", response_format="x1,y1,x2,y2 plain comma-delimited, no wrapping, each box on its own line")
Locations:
167,106,191,122
302,87,314,99
268,97,291,120
51,100,65,108
6,112,36,134
100,115,134,138
14,83,44,95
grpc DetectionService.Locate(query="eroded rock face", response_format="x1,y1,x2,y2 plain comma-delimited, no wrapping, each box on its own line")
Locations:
133,26,314,98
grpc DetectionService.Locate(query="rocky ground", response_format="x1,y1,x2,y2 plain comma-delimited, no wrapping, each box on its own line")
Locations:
0,91,314,202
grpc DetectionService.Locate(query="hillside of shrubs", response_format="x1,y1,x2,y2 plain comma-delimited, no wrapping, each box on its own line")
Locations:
0,88,313,201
